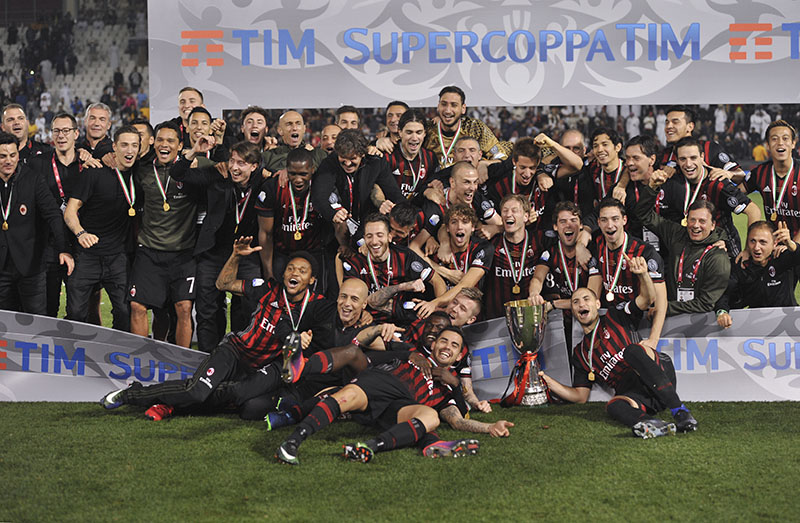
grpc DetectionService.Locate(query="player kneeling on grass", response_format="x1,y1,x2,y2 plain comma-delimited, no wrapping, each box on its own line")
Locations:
540,255,698,439
276,326,513,464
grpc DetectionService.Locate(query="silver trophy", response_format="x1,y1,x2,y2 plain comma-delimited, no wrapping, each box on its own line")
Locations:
504,300,549,406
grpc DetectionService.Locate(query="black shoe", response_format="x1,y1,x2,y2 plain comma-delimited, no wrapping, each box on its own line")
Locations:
673,409,698,433
276,440,300,465
632,418,676,439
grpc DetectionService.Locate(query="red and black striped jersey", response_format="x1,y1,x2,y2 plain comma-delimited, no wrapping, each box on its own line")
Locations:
341,243,434,295
536,243,600,301
659,139,740,171
388,359,457,410
402,317,472,378
593,233,664,306
483,229,540,320
383,147,437,200
745,161,800,237
254,177,325,253
658,174,750,257
585,158,625,202
571,300,644,389
431,237,493,288
485,158,549,228
229,279,334,368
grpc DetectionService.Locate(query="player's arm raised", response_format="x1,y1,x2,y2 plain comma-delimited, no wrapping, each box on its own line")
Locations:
216,236,262,295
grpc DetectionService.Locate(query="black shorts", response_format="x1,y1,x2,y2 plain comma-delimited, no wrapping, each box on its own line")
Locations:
127,246,196,308
349,368,415,425
617,352,677,414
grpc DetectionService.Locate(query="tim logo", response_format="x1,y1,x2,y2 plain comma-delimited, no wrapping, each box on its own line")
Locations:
729,23,800,60
181,30,225,67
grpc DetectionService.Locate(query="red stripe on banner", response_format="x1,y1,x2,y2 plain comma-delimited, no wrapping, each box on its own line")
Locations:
0,351,5,370
729,52,747,60
755,51,772,60
181,58,199,66
181,30,224,39
755,37,772,45
729,23,771,32
206,44,223,53
206,58,224,66
728,38,747,46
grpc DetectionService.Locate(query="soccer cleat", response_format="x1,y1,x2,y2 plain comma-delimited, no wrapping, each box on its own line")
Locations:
342,442,374,463
280,332,305,384
632,418,677,439
275,440,300,465
673,409,698,433
422,439,480,458
145,404,174,421
99,382,141,409
266,410,297,431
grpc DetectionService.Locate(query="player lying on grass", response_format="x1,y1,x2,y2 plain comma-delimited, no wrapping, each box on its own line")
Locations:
539,255,698,439
275,326,514,464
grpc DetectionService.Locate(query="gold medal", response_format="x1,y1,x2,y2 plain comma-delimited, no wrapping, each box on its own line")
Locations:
163,202,170,212
588,371,595,382
512,284,520,294
294,231,302,241
1,221,7,231
681,217,688,227
605,291,614,302
771,212,777,221
128,207,136,217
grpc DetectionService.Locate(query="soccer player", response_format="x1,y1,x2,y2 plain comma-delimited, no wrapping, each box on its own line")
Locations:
311,129,404,247
173,86,204,144
550,129,596,223
617,135,664,253
239,106,274,152
382,109,437,201
373,100,409,153
1,103,51,163
319,124,340,154
64,126,140,329
130,118,155,159
634,177,731,316
660,105,743,180
261,110,326,172
387,200,423,246
423,85,511,168
0,132,72,313
586,128,626,204
483,194,540,320
171,138,263,351
27,113,84,316
335,105,361,130
128,121,197,347
716,221,800,328
655,137,760,258
540,259,698,438
276,326,514,465
340,213,445,318
100,247,336,417
256,147,329,292
744,120,800,240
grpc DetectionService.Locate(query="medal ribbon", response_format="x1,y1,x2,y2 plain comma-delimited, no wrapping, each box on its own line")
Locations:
582,320,601,373
403,151,423,194
558,241,579,293
599,161,623,198
771,159,794,217
235,188,252,227
152,161,170,206
502,231,529,288
436,119,461,167
288,183,310,234
0,185,13,224
511,166,536,201
366,251,392,289
676,244,714,286
281,288,310,332
683,166,706,220
115,168,135,208
451,247,470,273
604,233,628,298
51,154,65,199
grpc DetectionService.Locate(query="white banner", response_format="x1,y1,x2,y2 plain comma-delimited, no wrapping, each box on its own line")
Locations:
465,307,800,402
147,0,800,123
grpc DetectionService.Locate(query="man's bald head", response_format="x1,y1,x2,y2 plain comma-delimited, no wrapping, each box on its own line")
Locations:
337,277,370,327
278,110,306,148
341,277,368,299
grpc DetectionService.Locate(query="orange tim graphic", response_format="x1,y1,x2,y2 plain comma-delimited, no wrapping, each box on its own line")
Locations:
729,23,773,60
181,30,225,67
0,339,6,370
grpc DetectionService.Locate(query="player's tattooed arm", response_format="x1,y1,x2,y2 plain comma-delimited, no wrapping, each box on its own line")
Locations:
439,406,514,436
366,279,425,312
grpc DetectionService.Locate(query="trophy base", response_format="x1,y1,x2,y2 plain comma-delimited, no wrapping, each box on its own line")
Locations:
520,388,548,407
